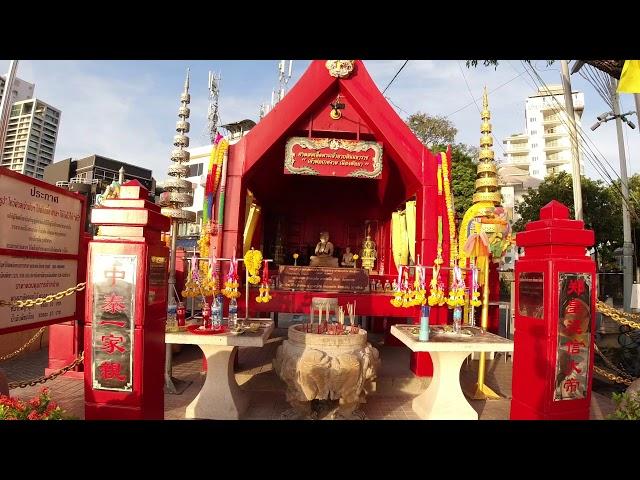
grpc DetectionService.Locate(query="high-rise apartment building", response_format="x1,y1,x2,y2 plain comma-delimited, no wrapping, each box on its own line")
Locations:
503,85,584,180
0,75,35,104
1,98,61,179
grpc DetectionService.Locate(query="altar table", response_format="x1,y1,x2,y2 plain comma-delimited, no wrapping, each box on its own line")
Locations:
165,320,274,420
390,325,514,420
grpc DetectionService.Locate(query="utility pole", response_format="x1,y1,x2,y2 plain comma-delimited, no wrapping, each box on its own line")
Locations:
612,78,634,312
560,60,583,221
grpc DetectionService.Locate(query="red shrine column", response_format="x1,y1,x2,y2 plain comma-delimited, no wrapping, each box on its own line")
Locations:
84,181,170,420
510,201,596,420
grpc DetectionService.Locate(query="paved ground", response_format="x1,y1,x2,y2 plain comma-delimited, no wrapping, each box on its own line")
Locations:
1,319,616,420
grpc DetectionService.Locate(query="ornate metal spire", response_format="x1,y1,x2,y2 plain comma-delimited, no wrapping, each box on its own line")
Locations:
160,68,196,223
472,87,501,205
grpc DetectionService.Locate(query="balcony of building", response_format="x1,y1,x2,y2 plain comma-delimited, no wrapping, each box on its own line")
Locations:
544,140,568,153
543,127,564,140
542,114,563,125
504,144,529,155
545,152,570,167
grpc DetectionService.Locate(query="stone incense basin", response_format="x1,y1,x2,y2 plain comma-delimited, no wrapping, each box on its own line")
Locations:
273,324,380,419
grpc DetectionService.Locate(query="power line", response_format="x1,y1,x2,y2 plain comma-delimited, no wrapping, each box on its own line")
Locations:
445,68,529,118
521,62,640,219
382,61,409,95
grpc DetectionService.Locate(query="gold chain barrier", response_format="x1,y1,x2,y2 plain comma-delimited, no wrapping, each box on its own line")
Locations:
7,352,84,389
0,327,46,361
596,301,640,330
593,365,633,386
0,282,86,309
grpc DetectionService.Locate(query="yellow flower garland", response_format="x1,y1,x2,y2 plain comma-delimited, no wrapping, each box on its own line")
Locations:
243,249,263,285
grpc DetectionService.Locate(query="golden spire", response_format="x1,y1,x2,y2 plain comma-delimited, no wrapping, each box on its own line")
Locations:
472,86,501,205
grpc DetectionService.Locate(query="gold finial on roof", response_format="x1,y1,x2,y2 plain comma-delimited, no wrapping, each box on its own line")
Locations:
473,86,501,205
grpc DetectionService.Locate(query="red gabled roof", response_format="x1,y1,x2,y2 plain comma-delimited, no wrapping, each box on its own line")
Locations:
233,60,429,183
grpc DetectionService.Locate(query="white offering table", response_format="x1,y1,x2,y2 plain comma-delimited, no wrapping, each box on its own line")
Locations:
165,319,274,420
391,325,514,420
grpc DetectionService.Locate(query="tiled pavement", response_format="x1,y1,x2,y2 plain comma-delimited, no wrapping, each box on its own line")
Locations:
2,321,616,420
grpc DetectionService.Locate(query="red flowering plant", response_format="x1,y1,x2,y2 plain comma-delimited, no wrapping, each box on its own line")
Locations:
0,387,71,420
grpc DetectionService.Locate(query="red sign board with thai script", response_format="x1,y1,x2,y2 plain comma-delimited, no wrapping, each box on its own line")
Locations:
284,137,383,179
0,168,85,334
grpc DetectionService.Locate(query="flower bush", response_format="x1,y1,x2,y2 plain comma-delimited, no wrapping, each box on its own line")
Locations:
0,387,70,420
608,391,640,420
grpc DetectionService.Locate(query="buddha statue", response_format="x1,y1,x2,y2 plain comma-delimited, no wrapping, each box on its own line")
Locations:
310,231,338,267
361,234,377,272
341,246,355,267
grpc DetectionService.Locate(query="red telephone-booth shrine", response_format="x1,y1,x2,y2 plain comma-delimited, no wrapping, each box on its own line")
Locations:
215,60,456,375
510,201,596,420
84,181,169,420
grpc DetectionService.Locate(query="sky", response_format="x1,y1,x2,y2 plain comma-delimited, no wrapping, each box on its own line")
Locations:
2,59,639,186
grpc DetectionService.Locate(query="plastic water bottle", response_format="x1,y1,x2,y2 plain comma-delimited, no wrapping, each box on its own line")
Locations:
212,295,223,331
419,305,430,341
453,307,462,334
228,297,238,331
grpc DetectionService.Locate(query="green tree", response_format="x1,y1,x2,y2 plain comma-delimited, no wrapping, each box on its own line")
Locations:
406,112,479,222
406,112,457,147
513,172,622,269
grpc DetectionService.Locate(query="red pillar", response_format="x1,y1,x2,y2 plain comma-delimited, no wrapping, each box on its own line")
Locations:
510,201,596,420
84,181,170,420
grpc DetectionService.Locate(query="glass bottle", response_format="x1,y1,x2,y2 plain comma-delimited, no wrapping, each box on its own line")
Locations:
228,297,238,332
176,302,186,327
202,302,211,330
453,307,462,334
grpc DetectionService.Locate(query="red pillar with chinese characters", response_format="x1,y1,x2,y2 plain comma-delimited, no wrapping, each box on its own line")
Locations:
84,181,170,420
510,200,596,420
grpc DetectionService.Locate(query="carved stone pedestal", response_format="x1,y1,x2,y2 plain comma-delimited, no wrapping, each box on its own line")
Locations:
273,324,379,420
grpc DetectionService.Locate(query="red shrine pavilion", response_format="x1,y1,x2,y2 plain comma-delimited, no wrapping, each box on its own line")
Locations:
214,60,455,374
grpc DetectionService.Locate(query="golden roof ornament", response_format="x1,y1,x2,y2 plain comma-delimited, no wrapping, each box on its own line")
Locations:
472,86,501,205
325,60,355,78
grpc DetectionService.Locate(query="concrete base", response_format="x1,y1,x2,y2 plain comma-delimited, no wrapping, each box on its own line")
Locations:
186,345,249,420
412,351,477,420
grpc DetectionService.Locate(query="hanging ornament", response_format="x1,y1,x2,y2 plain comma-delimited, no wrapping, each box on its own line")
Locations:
446,264,466,308
256,260,272,303
244,248,263,285
390,265,405,308
470,265,482,307
222,255,241,299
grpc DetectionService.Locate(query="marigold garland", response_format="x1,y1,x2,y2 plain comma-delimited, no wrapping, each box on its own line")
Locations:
244,249,263,285
221,256,241,299
255,260,272,303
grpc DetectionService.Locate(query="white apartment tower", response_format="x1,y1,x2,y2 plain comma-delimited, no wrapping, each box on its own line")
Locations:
1,98,61,179
503,85,584,180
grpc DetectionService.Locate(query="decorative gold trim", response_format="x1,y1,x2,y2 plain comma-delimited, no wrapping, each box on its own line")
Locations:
325,60,355,78
284,137,383,178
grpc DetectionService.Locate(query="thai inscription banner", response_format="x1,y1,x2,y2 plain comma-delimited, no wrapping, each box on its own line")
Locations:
278,266,369,293
0,257,77,331
91,254,137,392
553,272,592,401
0,173,82,255
284,137,383,179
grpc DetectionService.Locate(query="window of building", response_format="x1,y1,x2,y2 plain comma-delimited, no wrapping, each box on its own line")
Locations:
530,130,537,135
532,169,539,175
532,156,538,162
529,117,536,123
531,143,537,148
